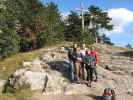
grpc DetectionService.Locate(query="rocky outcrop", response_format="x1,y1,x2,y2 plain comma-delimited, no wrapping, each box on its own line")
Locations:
0,80,6,92
8,44,133,100
64,84,90,95
9,48,70,94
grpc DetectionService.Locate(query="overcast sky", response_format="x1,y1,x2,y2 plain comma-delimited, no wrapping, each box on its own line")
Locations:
42,0,133,47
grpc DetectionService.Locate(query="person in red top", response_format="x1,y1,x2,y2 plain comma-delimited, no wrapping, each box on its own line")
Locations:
90,46,100,82
90,46,100,65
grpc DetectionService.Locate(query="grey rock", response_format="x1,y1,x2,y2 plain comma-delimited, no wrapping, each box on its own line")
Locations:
64,84,90,95
0,80,6,88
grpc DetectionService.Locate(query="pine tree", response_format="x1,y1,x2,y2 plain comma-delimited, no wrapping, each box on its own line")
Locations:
64,11,82,42
126,44,132,49
86,5,113,43
0,0,20,59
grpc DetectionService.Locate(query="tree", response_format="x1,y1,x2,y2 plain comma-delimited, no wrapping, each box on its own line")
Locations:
42,2,65,43
64,11,82,42
64,5,113,44
0,0,21,59
100,34,114,45
126,44,132,49
0,0,45,52
85,5,113,43
0,28,20,59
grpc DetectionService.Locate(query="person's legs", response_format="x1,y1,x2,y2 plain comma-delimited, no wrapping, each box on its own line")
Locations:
90,67,93,82
69,60,75,82
93,67,98,81
85,66,90,81
75,62,80,81
88,66,93,87
81,63,85,80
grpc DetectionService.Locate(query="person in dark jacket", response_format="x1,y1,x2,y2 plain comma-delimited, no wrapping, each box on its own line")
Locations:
68,43,77,82
83,49,96,86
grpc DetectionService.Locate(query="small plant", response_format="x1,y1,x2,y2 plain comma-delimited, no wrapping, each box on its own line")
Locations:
2,79,15,94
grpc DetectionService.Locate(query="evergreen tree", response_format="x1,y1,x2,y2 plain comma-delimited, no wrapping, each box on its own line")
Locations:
43,2,65,43
100,34,114,45
0,28,20,59
126,44,132,49
85,5,113,43
64,11,82,42
0,0,20,59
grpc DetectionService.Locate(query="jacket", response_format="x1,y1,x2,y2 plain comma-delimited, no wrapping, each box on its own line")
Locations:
90,50,100,65
83,54,96,67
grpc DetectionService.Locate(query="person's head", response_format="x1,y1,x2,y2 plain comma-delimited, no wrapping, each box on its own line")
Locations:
73,43,78,48
85,48,91,55
76,47,81,53
81,43,86,49
90,46,95,51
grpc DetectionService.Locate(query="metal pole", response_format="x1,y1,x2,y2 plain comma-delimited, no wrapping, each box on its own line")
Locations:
80,0,85,32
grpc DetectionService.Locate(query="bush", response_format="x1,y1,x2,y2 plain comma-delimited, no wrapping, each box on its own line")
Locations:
0,29,20,59
36,32,48,48
81,32,95,45
37,32,65,48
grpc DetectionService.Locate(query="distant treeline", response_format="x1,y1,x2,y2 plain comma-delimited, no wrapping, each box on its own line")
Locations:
0,0,113,59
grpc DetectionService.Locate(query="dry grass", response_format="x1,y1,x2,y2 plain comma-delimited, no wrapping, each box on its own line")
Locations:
0,89,33,100
0,49,43,80
0,41,72,80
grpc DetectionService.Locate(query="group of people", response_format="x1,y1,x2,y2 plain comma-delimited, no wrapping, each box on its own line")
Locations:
68,43,100,86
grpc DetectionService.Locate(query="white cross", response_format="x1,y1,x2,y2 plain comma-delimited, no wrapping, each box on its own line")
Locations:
76,0,89,32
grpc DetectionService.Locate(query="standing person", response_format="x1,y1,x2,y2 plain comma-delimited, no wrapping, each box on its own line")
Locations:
68,43,77,82
73,46,82,82
83,49,96,87
90,46,100,82
80,43,87,80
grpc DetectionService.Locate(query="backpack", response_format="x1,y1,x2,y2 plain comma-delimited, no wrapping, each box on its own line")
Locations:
103,88,116,100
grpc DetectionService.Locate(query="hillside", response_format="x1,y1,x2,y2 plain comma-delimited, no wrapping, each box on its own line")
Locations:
0,43,133,100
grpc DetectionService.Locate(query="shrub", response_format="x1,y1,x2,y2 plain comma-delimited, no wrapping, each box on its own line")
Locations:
80,32,95,45
0,29,20,59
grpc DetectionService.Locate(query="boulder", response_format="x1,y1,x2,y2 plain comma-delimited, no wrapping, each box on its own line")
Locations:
31,58,43,71
10,69,48,90
10,68,69,93
0,80,6,91
22,61,32,67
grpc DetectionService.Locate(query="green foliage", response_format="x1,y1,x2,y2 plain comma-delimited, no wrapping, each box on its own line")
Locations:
0,0,65,58
85,5,113,42
37,32,48,48
0,29,20,59
126,44,132,49
81,32,95,45
100,34,114,45
37,31,65,48
45,2,63,33
64,11,82,42
88,5,113,30
0,1,114,59
2,79,15,94
44,35,64,46
65,6,113,44
0,0,20,59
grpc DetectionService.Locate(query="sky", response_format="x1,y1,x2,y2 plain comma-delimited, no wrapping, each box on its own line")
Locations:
42,0,133,47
